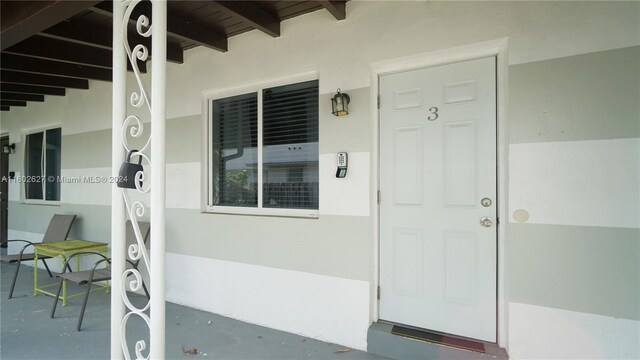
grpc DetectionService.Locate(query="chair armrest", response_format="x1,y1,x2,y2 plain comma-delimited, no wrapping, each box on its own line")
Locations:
59,252,111,275
2,239,36,254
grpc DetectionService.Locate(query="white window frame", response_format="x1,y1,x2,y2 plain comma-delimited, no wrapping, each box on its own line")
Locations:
201,72,320,218
23,125,62,205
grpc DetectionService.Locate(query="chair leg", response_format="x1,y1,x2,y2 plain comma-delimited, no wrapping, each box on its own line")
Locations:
50,278,64,318
8,260,21,299
41,258,54,278
77,282,93,331
141,281,150,299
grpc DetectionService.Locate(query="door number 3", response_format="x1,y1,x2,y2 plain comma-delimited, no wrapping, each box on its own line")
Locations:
427,107,439,121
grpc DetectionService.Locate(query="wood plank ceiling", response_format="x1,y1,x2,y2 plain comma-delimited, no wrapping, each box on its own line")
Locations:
0,0,348,112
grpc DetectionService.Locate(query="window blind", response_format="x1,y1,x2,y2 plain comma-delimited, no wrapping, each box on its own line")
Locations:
262,80,319,209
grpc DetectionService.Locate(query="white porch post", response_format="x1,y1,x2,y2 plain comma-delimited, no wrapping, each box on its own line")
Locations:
113,0,167,358
150,0,167,358
111,1,127,358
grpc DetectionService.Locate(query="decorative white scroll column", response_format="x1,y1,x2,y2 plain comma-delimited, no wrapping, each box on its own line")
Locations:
112,0,166,358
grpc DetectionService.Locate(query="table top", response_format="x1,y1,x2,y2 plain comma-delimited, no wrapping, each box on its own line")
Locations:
34,239,108,254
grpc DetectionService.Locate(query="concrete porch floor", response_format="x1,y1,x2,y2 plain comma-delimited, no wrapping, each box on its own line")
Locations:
1,260,390,360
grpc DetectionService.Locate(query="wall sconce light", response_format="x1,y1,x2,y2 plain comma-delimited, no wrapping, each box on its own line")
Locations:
331,88,350,116
3,143,15,154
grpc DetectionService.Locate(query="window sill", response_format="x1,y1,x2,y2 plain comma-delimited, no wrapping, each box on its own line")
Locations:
204,206,319,219
23,199,61,206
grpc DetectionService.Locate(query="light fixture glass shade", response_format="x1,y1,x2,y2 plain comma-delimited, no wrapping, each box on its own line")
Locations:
3,143,15,154
331,89,350,116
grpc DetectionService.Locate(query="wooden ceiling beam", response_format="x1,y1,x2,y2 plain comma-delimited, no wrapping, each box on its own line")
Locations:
0,83,65,96
41,18,111,50
318,1,346,21
4,34,146,72
165,14,228,52
1,70,89,89
5,35,113,68
91,2,227,52
213,1,280,37
0,0,101,51
41,17,184,63
1,92,45,102
0,53,112,82
1,100,26,107
0,71,88,89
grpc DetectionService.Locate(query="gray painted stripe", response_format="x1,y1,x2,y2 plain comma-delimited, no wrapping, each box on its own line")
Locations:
508,222,639,321
62,114,202,169
165,208,370,282
9,202,113,245
8,202,371,282
62,130,112,170
509,46,640,144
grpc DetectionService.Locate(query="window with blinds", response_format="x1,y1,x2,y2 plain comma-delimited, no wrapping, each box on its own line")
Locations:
209,79,319,213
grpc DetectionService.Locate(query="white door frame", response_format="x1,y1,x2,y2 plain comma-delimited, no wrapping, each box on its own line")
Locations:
369,37,509,347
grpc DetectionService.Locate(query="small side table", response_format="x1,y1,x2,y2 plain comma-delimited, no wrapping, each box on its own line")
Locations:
34,239,109,306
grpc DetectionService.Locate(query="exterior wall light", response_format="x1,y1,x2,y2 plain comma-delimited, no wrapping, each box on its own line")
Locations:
3,143,15,154
331,88,350,116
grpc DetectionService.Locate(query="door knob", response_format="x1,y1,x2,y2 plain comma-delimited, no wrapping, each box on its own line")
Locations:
480,217,493,227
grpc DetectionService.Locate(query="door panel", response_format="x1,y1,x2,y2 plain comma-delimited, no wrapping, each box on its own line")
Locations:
379,57,497,342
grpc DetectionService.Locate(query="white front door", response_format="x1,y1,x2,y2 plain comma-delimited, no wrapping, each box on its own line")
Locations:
379,57,497,342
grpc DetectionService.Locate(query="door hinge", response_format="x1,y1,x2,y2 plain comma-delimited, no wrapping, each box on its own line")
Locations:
377,286,381,300
377,94,380,109
377,190,381,205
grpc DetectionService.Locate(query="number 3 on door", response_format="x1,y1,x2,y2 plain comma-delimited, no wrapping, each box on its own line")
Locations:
427,107,439,121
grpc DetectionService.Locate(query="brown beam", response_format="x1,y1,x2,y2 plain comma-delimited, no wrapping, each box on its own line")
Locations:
318,1,346,21
0,83,65,96
41,17,111,49
1,70,89,89
213,1,280,37
42,17,184,63
1,92,44,102
1,106,9,111
1,100,26,107
165,14,228,52
0,53,146,81
5,35,113,68
1,0,101,50
91,2,227,52
1,53,111,81
4,36,146,73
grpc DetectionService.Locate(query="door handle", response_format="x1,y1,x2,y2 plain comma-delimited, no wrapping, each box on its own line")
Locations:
480,217,493,228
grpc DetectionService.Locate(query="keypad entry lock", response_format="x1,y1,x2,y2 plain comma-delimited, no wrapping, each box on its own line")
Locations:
336,152,348,178
480,217,493,228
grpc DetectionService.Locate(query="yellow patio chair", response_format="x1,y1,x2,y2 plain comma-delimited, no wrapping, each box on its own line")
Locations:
0,214,77,299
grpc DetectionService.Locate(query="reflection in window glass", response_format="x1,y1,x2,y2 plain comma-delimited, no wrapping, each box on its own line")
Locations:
24,128,61,201
25,132,44,200
45,128,61,201
211,93,258,207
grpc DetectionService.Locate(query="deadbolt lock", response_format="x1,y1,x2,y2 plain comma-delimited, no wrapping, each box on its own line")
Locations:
481,198,492,207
